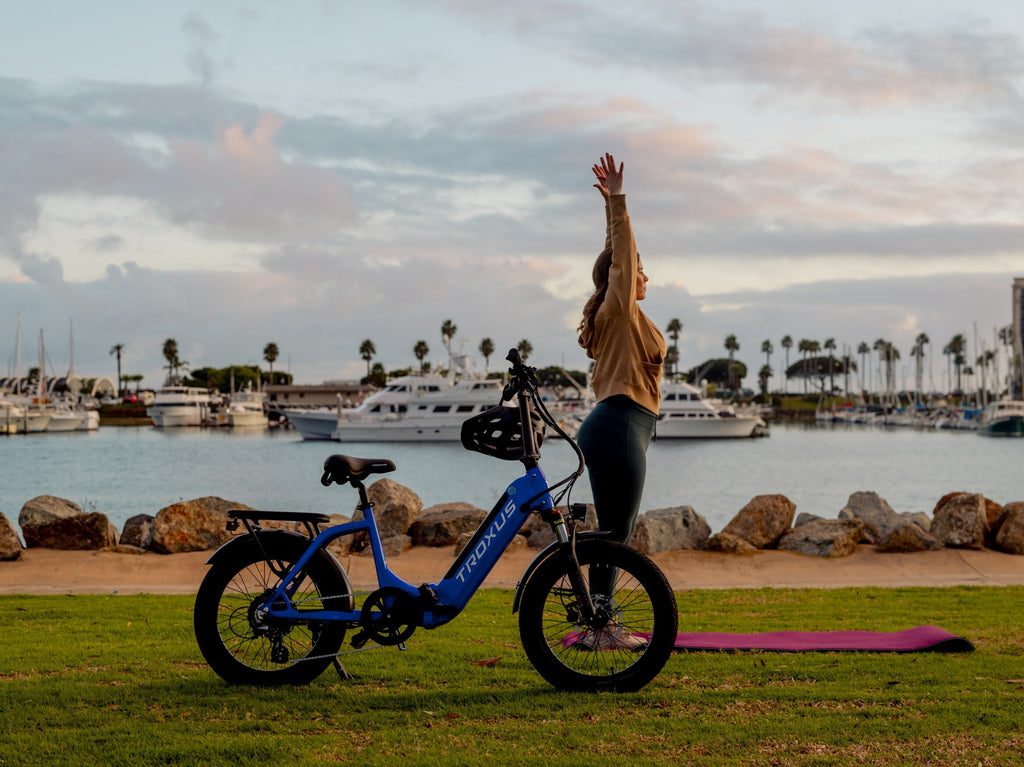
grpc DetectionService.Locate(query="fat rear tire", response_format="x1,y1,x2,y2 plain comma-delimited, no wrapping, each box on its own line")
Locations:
194,535,351,685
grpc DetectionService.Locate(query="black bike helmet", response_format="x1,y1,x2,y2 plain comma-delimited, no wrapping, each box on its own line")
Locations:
461,405,546,460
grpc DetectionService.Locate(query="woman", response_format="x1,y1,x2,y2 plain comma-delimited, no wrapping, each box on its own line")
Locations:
576,153,666,552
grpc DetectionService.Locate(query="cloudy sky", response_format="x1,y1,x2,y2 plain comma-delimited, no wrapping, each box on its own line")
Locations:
1,0,1022,393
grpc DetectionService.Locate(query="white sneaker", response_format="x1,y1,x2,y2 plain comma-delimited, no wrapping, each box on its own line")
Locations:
575,625,648,652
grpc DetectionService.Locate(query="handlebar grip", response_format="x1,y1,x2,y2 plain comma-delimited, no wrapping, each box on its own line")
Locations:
506,348,522,365
320,471,333,487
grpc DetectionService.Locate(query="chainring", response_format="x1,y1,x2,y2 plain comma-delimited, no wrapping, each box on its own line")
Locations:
359,586,420,646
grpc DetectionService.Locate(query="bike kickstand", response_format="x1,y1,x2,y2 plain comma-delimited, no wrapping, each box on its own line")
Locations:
332,657,354,681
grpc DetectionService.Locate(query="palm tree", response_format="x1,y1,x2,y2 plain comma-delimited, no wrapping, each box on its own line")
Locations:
758,364,772,398
413,340,430,373
943,333,967,394
358,339,376,377
797,339,812,393
664,346,679,379
977,349,996,402
263,342,279,386
440,319,457,358
517,339,533,360
780,335,793,393
109,343,125,396
666,319,682,377
857,341,870,394
724,334,739,391
910,333,929,402
998,325,1015,395
872,339,887,395
478,337,495,372
162,338,179,385
823,338,836,394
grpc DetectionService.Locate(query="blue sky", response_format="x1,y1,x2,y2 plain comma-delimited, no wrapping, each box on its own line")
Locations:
1,0,1022,391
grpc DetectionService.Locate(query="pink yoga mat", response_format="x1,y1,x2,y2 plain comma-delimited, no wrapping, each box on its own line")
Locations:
564,626,973,653
673,625,973,653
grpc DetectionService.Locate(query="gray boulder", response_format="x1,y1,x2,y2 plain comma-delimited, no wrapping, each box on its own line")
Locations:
838,491,903,540
994,502,1024,555
794,512,824,527
349,479,422,553
409,503,487,547
1,512,23,560
120,514,155,550
632,506,711,555
778,518,863,558
705,531,759,554
717,494,796,549
151,496,251,554
900,511,932,531
19,495,83,547
876,520,944,553
930,493,988,549
19,495,118,550
25,512,119,550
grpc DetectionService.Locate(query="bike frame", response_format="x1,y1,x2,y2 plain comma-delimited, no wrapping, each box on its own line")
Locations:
258,460,559,630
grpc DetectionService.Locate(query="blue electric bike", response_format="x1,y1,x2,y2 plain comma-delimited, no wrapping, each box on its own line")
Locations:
194,349,677,691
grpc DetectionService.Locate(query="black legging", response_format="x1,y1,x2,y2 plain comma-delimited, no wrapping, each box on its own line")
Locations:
577,395,657,543
577,395,656,596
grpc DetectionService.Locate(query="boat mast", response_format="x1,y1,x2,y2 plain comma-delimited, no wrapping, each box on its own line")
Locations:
68,318,75,378
14,314,22,395
38,329,45,401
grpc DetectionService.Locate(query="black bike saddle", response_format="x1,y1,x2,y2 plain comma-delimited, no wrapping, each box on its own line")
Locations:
321,454,397,486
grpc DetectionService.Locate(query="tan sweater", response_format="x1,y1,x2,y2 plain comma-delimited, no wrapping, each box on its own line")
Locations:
581,194,666,414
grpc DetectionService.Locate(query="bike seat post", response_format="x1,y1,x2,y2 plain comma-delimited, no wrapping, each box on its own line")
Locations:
352,480,372,512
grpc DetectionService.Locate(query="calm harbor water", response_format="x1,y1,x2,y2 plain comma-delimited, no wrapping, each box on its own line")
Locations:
1,423,1020,538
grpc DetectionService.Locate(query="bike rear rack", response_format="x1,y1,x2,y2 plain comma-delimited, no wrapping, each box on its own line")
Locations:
227,509,332,539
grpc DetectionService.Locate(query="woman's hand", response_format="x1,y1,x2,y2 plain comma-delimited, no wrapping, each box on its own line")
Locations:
592,152,624,198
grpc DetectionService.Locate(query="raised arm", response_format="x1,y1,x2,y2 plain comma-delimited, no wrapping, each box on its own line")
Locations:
593,153,624,251
592,153,638,316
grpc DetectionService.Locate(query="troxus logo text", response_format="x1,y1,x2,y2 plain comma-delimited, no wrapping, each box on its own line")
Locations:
455,498,519,583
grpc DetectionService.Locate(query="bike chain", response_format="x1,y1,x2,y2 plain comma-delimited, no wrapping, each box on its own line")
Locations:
266,589,401,668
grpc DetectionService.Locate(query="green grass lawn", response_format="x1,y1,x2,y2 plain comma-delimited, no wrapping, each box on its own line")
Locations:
2,587,1023,766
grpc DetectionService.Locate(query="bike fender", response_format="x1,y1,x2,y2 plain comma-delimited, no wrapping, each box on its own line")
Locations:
511,531,611,613
204,528,310,565
204,530,354,597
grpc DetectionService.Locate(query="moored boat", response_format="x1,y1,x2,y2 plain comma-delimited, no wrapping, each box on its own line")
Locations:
146,386,212,427
656,380,764,439
977,399,1024,437
331,375,504,442
0,399,53,433
224,389,269,428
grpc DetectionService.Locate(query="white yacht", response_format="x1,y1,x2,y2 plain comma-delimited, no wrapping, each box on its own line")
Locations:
656,380,764,439
224,389,269,428
146,386,212,427
331,375,505,442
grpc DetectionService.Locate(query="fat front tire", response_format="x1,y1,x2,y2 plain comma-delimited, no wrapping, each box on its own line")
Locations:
194,536,352,685
518,539,677,692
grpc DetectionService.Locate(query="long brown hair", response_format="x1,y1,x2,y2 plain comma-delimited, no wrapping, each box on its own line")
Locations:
577,247,614,350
